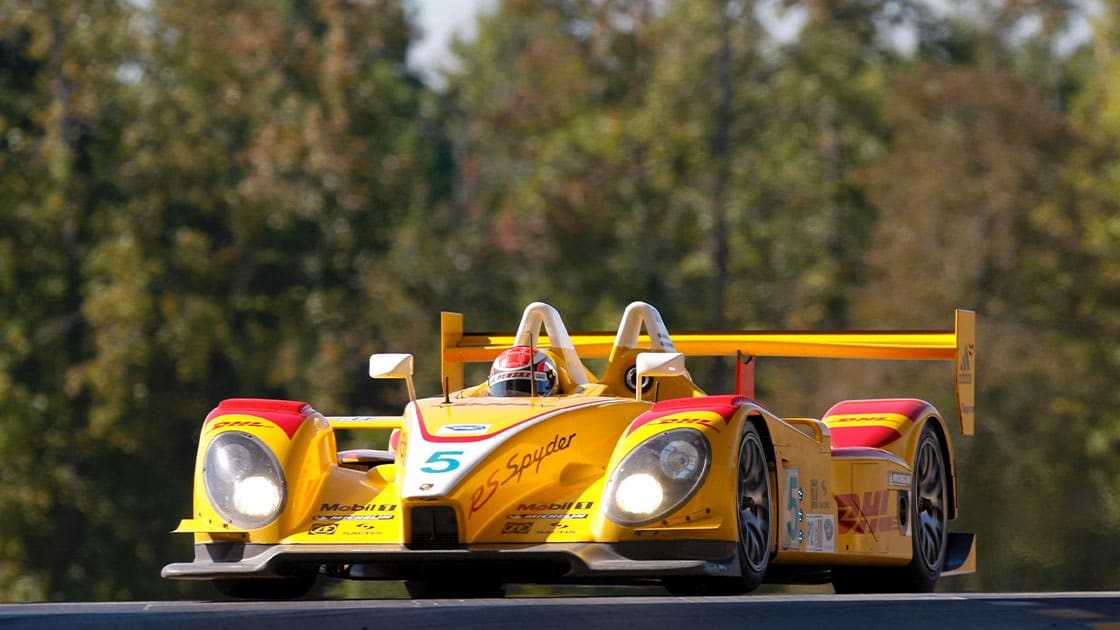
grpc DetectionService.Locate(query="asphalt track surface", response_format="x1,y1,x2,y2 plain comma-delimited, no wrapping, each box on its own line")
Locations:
4,592,1120,629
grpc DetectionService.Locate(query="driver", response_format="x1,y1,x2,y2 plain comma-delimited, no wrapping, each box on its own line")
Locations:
488,347,559,397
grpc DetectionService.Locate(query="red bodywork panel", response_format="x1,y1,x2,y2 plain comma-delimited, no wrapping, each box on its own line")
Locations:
204,398,312,440
823,398,935,449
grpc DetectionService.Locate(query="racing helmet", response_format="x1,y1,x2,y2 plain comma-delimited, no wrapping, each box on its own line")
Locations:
488,347,559,397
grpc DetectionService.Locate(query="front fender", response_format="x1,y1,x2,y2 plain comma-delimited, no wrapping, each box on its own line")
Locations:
178,399,338,541
596,395,751,541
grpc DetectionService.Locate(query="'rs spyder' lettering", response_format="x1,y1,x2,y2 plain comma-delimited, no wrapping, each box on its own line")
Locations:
504,433,576,484
470,469,501,517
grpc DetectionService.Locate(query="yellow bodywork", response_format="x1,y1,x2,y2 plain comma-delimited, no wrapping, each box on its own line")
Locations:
168,301,976,584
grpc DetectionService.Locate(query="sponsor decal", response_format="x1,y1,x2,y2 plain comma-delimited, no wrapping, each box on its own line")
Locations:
958,344,974,385
507,513,589,520
782,467,802,550
651,417,721,433
500,520,581,536
504,433,576,484
516,501,594,511
804,514,836,552
206,419,267,432
502,522,532,535
542,521,571,531
319,503,397,513
315,514,395,522
835,490,898,535
828,415,894,424
308,523,337,535
809,478,830,510
888,471,912,488
438,424,492,435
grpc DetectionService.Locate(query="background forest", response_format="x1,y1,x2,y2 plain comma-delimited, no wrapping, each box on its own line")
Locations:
3,0,1120,601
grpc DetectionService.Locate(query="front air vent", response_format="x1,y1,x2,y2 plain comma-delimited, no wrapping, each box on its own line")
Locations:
408,506,460,549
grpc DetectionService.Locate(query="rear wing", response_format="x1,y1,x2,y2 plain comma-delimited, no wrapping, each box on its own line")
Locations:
440,309,975,435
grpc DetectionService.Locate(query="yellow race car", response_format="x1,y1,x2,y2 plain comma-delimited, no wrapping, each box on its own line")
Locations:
162,301,977,598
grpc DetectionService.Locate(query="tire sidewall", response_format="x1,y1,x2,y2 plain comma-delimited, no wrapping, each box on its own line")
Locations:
909,425,948,590
736,423,771,589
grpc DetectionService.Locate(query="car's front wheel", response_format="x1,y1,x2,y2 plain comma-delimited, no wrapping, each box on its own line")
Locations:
733,422,773,590
665,421,772,595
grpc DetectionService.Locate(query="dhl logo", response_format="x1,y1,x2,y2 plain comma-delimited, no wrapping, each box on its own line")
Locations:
835,490,899,535
205,419,267,433
829,415,892,424
826,414,908,427
652,417,722,433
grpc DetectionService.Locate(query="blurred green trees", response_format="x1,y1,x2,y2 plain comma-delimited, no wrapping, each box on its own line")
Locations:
1,0,1117,599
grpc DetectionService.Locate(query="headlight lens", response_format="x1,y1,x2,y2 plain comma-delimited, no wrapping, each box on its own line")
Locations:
604,428,711,526
614,473,664,515
203,432,286,529
659,438,702,480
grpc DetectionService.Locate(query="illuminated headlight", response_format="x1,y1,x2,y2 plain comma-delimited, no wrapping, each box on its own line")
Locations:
203,432,286,529
604,428,710,526
614,473,664,515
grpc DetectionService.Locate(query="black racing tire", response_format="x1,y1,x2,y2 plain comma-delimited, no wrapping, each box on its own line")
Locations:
212,575,317,599
831,423,948,593
733,422,774,591
665,422,772,596
904,423,950,590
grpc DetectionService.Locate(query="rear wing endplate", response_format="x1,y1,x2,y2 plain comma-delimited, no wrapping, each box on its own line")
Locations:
440,309,975,435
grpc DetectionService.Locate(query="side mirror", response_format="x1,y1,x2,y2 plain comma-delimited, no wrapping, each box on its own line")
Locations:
635,352,689,400
369,353,417,402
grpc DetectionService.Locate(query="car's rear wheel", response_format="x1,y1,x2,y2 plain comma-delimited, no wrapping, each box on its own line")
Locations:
665,421,772,595
831,423,948,593
906,424,949,589
212,575,316,599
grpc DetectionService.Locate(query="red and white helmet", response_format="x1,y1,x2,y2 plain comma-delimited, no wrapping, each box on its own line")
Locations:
488,347,558,397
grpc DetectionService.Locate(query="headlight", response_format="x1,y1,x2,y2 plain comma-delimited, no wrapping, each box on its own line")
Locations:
604,428,710,526
203,432,286,529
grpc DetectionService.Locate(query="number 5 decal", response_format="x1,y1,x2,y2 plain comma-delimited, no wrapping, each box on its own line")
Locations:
421,451,464,473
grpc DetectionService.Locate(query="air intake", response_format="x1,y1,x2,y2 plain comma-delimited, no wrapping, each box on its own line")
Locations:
408,506,460,549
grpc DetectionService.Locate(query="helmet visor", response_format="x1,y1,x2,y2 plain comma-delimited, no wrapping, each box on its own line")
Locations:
488,370,554,397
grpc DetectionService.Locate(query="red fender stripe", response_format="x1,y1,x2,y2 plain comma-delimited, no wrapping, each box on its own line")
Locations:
823,398,933,422
823,398,935,449
626,395,749,436
829,425,902,449
205,398,313,440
